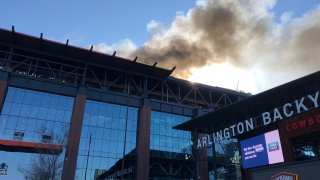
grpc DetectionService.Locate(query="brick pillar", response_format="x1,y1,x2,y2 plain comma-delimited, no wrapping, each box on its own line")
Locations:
62,87,86,180
0,71,9,113
278,119,294,163
244,170,251,180
197,134,209,180
136,104,151,180
194,109,209,180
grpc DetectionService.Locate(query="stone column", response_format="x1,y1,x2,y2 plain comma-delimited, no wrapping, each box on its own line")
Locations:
0,71,9,113
136,102,151,180
62,87,86,180
195,109,209,180
197,134,209,180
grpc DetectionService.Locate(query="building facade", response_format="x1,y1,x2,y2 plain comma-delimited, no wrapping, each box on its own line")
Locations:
0,28,249,180
176,71,320,180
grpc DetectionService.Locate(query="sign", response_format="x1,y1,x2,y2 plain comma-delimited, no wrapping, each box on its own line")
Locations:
106,166,133,179
250,159,319,180
240,130,284,169
196,90,319,149
271,172,298,180
285,110,320,132
0,163,8,176
230,151,241,164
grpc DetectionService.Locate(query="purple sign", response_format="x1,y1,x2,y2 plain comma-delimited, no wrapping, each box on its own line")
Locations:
265,130,284,164
240,130,284,169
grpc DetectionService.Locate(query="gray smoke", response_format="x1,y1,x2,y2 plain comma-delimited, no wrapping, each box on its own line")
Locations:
131,0,274,78
95,0,320,92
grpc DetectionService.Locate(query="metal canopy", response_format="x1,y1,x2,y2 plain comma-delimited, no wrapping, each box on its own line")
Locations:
0,28,172,80
174,71,320,133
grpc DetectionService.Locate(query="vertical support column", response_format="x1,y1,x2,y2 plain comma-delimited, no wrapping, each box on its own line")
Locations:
0,71,9,113
62,87,86,180
244,170,251,180
197,134,209,180
136,101,151,180
211,141,218,180
194,109,209,180
278,123,294,163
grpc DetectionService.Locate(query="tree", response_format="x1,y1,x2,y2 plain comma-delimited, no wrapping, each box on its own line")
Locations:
18,125,69,180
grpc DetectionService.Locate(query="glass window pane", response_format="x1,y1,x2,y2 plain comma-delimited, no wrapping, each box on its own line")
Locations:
76,100,138,180
0,87,75,180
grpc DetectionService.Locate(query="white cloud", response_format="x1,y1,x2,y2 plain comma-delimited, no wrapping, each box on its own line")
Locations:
93,39,137,58
280,11,294,24
146,20,166,35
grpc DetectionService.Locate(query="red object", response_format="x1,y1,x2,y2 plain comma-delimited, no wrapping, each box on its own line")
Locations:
0,139,63,155
279,108,320,137
278,108,320,163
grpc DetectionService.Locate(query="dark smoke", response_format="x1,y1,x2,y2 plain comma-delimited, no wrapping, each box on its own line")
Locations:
130,1,239,77
134,38,211,78
96,0,320,92
130,0,271,78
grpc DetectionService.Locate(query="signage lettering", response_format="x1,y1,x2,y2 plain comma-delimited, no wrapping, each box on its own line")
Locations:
106,166,133,179
197,119,254,148
268,142,280,152
196,90,319,149
271,172,298,180
285,112,320,132
230,151,241,164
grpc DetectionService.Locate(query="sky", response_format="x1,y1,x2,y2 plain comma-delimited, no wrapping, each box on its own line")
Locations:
1,0,320,94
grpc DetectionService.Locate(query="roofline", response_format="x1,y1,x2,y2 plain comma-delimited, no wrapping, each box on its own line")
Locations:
0,27,173,80
174,70,320,132
167,76,251,97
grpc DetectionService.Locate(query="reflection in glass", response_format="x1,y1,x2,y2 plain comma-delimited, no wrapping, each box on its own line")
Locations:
208,139,242,180
0,87,74,180
75,100,138,180
149,111,195,179
292,133,320,161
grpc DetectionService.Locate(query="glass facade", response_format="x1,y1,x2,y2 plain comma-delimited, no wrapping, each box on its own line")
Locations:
149,111,195,179
0,87,74,179
292,132,320,161
0,87,243,180
208,139,242,180
75,100,138,180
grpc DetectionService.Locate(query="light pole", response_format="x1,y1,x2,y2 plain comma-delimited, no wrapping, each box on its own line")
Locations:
84,132,92,180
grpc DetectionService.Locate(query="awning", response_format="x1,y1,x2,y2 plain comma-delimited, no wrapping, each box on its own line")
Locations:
174,71,320,134
0,139,63,155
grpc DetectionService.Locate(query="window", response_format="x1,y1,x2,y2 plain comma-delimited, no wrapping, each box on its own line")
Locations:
13,132,24,141
292,132,320,161
76,100,138,180
150,111,192,155
42,134,52,143
0,87,74,179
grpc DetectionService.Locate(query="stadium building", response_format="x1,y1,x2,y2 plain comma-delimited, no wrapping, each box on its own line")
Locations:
0,27,250,180
176,71,320,180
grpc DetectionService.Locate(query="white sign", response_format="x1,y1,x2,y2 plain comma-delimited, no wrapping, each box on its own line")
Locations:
196,90,319,149
0,163,8,176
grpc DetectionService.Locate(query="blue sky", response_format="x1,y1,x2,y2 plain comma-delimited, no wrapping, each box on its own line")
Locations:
274,0,320,21
1,0,319,47
0,0,195,46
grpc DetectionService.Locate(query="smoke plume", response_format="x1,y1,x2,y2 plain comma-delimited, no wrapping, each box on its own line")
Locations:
95,0,320,92
130,0,275,78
